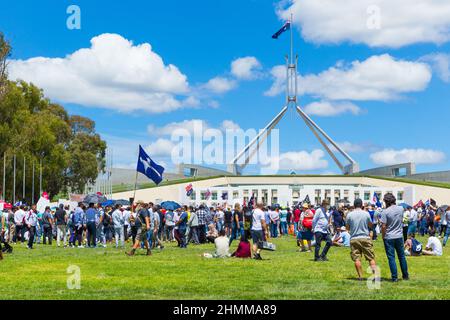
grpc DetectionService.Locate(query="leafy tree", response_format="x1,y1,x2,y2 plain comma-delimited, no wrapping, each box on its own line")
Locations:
0,35,106,203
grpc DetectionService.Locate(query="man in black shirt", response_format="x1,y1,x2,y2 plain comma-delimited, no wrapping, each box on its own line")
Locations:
126,203,151,256
55,204,68,247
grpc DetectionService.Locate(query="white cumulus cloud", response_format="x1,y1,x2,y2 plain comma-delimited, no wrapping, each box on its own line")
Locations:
146,138,177,157
8,33,191,113
231,56,262,80
303,101,362,117
277,0,450,48
370,148,446,166
273,149,329,171
203,76,237,94
148,119,242,137
421,53,450,83
266,55,431,101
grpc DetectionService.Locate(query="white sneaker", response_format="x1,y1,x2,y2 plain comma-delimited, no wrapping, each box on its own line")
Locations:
78,245,84,248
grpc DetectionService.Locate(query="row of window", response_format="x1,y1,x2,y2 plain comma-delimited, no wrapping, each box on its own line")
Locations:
190,189,404,203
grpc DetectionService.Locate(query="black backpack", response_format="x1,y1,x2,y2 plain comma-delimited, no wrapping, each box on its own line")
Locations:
103,213,111,226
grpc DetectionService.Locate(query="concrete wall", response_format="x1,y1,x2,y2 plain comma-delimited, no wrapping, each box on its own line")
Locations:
408,171,450,183
359,163,415,177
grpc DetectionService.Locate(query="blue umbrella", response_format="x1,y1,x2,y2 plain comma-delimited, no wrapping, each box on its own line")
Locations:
101,200,115,207
399,203,411,209
161,201,181,211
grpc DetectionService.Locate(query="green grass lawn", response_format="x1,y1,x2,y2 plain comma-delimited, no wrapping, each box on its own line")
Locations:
1,235,450,300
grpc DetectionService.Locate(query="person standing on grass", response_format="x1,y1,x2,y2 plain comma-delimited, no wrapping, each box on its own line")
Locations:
224,207,233,238
293,206,301,237
407,206,418,237
42,207,54,245
269,206,280,238
112,204,125,249
54,204,68,248
85,203,98,248
187,207,199,245
251,203,268,260
298,203,314,252
126,203,151,256
72,204,85,248
175,208,188,248
25,206,38,250
123,206,131,242
279,207,288,236
164,209,175,242
7,209,15,244
381,193,409,282
14,206,26,244
346,199,378,281
312,200,332,262
443,208,450,246
196,205,208,244
229,204,243,246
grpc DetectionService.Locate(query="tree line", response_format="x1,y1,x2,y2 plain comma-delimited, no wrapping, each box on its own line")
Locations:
0,33,106,203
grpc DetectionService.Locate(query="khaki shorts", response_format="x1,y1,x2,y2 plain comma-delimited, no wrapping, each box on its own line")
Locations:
350,238,375,262
135,227,147,242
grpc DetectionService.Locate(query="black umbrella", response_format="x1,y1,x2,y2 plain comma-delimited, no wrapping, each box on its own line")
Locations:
83,193,108,204
115,199,131,206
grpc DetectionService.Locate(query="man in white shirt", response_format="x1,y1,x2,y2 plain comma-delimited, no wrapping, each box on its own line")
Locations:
423,230,443,256
14,206,26,244
25,207,38,249
123,207,131,242
269,208,280,238
407,207,418,236
251,203,268,260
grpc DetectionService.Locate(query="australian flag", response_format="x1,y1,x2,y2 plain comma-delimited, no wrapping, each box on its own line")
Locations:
136,145,165,185
272,21,291,39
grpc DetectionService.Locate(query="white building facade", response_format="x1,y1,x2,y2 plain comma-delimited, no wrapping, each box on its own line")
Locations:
180,183,414,208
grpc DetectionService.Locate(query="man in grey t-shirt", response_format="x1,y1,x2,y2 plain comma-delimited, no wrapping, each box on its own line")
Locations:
380,193,409,282
346,199,377,280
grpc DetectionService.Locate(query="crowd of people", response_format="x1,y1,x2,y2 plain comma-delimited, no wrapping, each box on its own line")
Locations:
1,194,448,282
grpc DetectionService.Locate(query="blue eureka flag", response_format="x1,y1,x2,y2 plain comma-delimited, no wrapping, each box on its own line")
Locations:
373,192,382,208
272,21,291,39
136,145,165,185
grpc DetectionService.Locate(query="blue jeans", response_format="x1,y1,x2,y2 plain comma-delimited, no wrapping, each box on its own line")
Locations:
407,222,417,235
270,222,278,238
383,238,409,280
280,221,288,235
443,227,450,246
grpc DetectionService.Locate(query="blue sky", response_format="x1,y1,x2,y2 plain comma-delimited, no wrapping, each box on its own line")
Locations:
2,0,450,175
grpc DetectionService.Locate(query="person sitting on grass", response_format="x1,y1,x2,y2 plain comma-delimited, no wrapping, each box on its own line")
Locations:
231,230,252,259
404,233,422,256
332,226,350,247
422,230,443,256
203,229,231,258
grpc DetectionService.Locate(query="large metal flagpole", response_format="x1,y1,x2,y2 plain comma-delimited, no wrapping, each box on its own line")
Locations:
229,14,360,175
